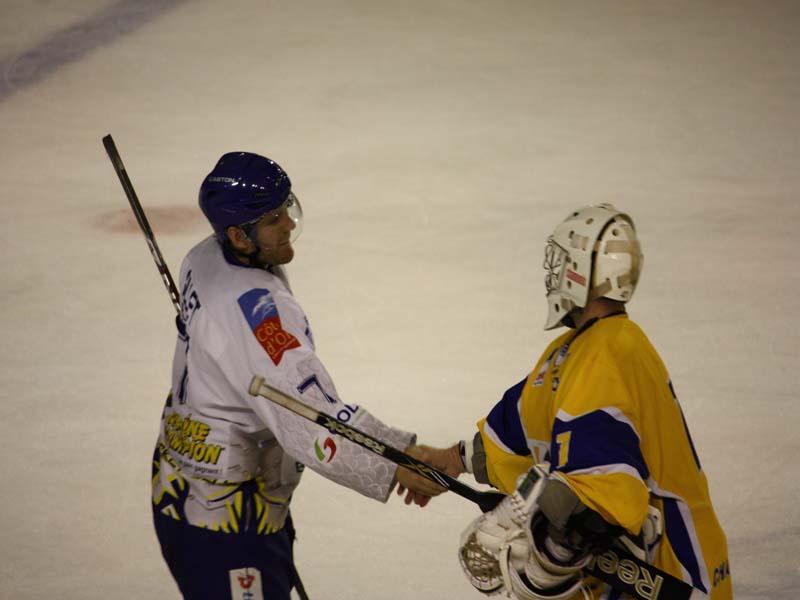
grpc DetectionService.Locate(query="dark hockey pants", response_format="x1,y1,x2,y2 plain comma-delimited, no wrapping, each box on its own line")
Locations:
153,508,299,599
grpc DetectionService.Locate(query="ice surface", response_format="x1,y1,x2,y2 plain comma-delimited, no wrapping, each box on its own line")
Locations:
1,1,798,598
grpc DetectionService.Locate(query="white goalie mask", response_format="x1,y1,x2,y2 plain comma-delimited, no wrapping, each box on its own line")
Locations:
543,203,643,330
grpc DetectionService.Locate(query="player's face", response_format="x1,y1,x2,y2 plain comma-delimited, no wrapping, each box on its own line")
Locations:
252,204,296,265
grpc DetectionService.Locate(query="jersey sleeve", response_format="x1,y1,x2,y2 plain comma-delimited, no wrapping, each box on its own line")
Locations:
477,376,535,494
550,358,650,534
234,285,415,503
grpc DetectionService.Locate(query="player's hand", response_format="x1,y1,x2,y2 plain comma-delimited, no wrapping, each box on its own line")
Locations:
395,445,448,507
413,443,465,478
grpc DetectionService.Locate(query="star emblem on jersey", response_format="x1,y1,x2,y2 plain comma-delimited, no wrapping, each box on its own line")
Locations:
238,289,301,365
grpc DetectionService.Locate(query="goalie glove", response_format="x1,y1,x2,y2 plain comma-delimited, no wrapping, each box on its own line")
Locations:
458,466,590,599
505,513,592,600
458,466,548,595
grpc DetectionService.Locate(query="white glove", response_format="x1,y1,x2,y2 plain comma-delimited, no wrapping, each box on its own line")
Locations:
458,467,548,595
459,511,527,595
458,466,592,600
509,513,591,600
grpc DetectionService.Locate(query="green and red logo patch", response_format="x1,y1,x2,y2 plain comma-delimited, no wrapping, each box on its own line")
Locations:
314,437,337,462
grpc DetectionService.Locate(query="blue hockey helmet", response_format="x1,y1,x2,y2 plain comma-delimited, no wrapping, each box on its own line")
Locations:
199,152,293,241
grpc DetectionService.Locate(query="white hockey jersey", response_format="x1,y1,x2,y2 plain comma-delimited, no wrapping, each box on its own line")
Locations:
152,236,415,535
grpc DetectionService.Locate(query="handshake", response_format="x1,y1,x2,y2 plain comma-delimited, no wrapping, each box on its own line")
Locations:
395,443,466,507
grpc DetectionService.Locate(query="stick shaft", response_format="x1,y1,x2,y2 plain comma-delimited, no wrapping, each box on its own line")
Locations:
102,134,182,315
248,376,504,512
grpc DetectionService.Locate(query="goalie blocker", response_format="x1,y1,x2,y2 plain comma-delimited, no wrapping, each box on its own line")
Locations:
459,466,699,600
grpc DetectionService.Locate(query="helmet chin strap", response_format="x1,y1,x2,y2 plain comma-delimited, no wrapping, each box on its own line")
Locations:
562,309,580,329
564,304,626,330
228,225,275,270
244,246,269,269
242,238,277,270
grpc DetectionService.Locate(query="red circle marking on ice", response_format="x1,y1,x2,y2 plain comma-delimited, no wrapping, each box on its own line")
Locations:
94,206,206,235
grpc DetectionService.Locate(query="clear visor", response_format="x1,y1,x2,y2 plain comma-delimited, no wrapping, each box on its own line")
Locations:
543,237,567,294
240,192,304,243
285,193,303,242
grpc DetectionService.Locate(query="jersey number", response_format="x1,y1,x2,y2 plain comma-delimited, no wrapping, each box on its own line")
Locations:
555,431,572,468
176,270,201,404
297,375,337,403
297,375,359,423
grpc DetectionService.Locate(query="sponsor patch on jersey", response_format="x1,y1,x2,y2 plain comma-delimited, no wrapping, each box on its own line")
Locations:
229,567,264,600
335,403,360,423
555,344,569,368
533,360,550,387
163,413,225,467
238,289,301,365
314,437,337,462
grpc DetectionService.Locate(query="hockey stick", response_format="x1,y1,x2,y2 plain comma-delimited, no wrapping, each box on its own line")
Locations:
102,134,182,316
248,375,699,600
248,376,506,513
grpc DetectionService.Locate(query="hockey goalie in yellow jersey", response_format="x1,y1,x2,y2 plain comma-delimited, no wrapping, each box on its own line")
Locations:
420,204,732,599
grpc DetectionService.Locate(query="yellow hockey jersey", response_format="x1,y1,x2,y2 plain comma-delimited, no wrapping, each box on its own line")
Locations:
477,314,731,599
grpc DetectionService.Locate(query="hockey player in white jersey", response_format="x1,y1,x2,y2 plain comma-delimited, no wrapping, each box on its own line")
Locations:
151,151,445,600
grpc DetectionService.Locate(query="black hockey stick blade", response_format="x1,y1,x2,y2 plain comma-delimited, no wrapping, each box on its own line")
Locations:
248,376,505,513
102,134,182,316
248,375,699,600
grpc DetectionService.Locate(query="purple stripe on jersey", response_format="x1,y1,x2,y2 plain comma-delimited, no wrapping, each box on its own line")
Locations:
551,410,649,480
663,497,707,593
669,381,703,471
486,377,530,456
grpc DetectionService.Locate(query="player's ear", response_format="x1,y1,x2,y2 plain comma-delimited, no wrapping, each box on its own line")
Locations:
226,226,252,252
